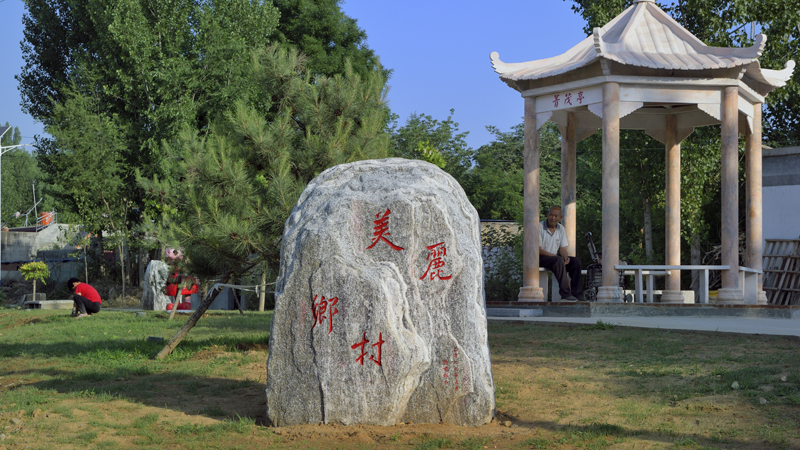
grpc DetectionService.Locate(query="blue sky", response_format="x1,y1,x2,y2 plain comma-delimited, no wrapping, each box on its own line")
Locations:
0,0,589,149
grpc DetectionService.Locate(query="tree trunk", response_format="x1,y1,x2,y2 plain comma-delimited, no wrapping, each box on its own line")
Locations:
168,288,179,321
643,198,653,263
259,268,266,312
83,245,89,283
118,241,126,306
97,231,106,277
32,279,36,302
232,282,244,315
138,248,145,288
691,232,702,298
156,270,234,359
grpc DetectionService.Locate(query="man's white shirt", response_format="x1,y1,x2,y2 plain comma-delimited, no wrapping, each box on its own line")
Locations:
539,220,569,255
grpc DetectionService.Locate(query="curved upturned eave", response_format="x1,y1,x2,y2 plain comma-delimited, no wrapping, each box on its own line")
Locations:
742,60,797,96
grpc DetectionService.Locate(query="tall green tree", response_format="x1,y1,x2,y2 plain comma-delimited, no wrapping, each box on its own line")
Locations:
20,0,281,231
0,123,61,228
1,124,21,148
36,88,124,236
2,124,37,227
466,122,562,222
21,0,390,236
271,0,388,80
141,47,391,357
391,110,473,184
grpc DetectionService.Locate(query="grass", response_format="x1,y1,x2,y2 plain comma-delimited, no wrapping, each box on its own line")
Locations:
0,310,798,449
489,321,800,449
415,435,453,449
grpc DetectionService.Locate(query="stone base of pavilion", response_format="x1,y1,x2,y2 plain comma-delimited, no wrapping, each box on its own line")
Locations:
485,302,800,320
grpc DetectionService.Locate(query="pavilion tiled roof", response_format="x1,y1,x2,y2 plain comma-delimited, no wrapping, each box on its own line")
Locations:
491,0,794,94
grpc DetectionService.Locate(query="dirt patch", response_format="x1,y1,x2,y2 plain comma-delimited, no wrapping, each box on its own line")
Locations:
234,343,269,352
190,345,227,361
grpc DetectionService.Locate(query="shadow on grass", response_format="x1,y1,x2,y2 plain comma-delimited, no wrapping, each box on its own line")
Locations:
1,311,272,423
498,410,788,450
0,310,273,361
4,366,267,424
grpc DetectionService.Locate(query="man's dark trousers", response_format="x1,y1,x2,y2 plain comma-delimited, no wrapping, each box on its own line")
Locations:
539,255,582,298
74,295,101,315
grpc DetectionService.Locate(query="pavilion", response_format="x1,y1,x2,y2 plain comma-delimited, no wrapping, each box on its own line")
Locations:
491,0,795,303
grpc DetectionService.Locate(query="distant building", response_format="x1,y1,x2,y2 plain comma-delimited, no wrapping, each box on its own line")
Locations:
763,146,800,242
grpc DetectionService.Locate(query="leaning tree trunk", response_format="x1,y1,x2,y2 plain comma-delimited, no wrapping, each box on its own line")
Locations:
156,270,233,359
168,286,180,321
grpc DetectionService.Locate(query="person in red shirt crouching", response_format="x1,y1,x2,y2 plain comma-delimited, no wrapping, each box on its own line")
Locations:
68,278,102,318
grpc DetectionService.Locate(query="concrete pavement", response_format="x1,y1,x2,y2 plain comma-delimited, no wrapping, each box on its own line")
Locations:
487,314,800,337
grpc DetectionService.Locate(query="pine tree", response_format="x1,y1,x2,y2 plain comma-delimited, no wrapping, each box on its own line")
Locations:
142,47,391,358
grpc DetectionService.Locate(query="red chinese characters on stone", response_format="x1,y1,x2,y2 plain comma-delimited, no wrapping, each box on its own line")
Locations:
443,359,449,385
420,242,452,281
366,209,404,251
312,295,338,334
351,332,384,366
552,94,560,107
577,91,585,104
564,92,573,106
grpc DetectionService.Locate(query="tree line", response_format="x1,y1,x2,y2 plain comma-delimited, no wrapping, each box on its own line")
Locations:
11,0,800,303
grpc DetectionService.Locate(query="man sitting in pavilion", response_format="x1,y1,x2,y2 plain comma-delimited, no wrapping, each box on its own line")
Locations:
539,206,583,301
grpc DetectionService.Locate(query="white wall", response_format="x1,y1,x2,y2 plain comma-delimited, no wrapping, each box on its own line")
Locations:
763,185,800,242
763,146,800,244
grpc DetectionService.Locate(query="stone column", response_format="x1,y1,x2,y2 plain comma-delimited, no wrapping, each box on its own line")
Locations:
597,83,622,302
519,97,545,301
746,104,768,304
662,114,684,303
561,111,577,256
716,86,744,303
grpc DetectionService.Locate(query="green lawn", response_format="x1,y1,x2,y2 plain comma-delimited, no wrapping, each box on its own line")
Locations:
0,309,798,449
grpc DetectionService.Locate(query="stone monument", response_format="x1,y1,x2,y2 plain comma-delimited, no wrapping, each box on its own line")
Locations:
266,158,495,426
140,260,170,311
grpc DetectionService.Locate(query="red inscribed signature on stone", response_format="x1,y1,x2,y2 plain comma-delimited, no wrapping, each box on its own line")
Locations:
366,209,404,251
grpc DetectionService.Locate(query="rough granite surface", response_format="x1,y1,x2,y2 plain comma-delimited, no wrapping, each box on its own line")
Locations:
140,260,170,311
266,158,495,426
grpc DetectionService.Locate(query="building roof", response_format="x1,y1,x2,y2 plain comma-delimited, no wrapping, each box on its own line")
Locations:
491,0,794,94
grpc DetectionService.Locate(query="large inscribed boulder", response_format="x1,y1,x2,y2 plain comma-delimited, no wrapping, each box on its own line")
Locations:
140,260,170,311
266,158,495,427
